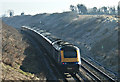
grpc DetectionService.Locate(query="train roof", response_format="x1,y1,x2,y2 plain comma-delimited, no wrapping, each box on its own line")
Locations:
41,32,51,36
22,26,78,50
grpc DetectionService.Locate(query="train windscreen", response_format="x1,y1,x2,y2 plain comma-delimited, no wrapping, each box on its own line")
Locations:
64,50,77,58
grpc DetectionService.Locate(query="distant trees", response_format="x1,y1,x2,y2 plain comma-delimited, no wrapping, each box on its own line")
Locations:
7,10,14,17
70,4,87,14
10,11,13,16
21,12,24,16
108,7,116,15
77,4,87,14
70,5,77,12
101,6,108,14
118,5,120,15
93,7,97,13
70,4,118,15
70,5,75,11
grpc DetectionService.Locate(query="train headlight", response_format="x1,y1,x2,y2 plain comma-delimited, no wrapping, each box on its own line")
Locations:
76,62,78,64
64,62,67,64
62,62,67,64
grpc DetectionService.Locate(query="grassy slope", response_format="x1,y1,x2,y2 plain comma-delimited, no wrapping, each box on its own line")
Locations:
2,12,119,74
2,21,40,80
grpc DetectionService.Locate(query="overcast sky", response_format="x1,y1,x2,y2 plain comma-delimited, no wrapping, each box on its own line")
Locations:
0,0,120,16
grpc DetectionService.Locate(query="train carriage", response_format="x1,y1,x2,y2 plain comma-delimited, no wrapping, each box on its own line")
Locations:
21,26,81,74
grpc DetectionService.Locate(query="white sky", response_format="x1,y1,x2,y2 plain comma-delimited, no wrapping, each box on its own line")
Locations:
0,0,120,16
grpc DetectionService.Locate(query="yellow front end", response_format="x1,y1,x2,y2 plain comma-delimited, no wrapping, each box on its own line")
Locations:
60,50,79,62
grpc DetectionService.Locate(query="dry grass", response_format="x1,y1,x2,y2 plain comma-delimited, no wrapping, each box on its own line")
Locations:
2,21,27,68
2,21,41,80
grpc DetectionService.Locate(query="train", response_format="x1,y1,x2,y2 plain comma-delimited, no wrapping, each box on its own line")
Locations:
21,26,81,74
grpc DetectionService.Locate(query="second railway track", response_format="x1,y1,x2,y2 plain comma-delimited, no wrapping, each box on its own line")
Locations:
21,27,118,81
81,57,117,81
22,28,89,81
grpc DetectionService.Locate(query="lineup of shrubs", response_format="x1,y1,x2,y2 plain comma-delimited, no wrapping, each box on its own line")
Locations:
70,4,119,15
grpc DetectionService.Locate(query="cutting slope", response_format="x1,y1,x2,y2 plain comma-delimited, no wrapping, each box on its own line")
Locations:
2,12,119,74
2,21,42,80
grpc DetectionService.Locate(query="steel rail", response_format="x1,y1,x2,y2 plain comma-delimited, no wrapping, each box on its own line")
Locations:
22,27,116,81
81,57,116,81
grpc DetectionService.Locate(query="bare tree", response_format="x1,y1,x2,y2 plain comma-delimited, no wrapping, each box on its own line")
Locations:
70,5,75,11
7,10,14,17
102,6,107,14
108,7,116,15
21,12,24,16
93,7,97,13
118,5,120,15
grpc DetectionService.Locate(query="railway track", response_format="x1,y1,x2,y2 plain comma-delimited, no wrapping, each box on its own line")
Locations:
22,29,88,81
62,56,118,82
65,57,118,81
22,30,65,81
81,57,117,81
31,32,85,82
22,28,118,81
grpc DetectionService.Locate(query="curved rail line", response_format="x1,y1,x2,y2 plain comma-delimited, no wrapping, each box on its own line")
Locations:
22,27,117,81
84,55,118,79
81,57,116,81
22,29,66,81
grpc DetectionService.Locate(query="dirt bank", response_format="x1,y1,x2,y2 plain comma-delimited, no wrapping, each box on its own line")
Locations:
2,12,119,75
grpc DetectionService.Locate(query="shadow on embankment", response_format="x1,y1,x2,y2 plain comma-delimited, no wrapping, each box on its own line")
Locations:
19,31,53,80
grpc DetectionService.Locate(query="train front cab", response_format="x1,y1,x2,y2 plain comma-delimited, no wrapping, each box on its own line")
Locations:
60,46,81,74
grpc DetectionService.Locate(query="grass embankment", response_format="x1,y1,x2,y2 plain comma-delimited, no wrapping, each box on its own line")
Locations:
2,21,40,80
